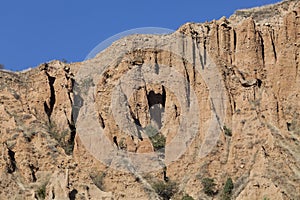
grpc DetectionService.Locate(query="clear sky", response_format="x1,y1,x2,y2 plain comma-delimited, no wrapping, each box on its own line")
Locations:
0,0,281,71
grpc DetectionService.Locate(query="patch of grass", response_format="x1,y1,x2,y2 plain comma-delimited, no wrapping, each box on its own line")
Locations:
152,180,178,200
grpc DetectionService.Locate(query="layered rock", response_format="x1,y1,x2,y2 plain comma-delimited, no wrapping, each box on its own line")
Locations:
0,0,299,199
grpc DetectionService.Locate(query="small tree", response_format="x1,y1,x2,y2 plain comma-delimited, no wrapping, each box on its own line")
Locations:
201,178,216,196
223,178,233,194
0,64,4,69
222,178,234,200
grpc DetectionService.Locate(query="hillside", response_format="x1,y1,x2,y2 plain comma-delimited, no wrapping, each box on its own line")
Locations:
0,0,299,199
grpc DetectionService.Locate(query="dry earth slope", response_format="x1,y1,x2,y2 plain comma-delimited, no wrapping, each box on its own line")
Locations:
0,0,299,199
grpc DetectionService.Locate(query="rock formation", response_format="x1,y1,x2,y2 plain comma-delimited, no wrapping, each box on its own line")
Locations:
0,0,299,199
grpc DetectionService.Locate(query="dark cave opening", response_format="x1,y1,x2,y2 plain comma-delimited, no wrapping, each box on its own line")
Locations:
147,86,166,129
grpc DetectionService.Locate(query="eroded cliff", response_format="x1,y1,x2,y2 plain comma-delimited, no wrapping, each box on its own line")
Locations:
0,0,299,199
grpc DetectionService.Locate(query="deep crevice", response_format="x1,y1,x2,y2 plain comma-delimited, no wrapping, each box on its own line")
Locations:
192,39,196,68
233,101,236,112
270,31,277,62
72,81,84,124
192,39,197,85
98,113,105,129
68,114,76,154
182,59,191,107
69,189,78,200
259,32,265,65
210,97,222,129
7,148,16,173
195,38,205,70
204,37,207,65
163,166,169,182
128,105,142,127
276,101,280,122
154,51,159,74
66,75,75,105
233,29,237,52
29,164,37,182
216,24,220,55
295,38,298,79
62,69,77,155
64,110,76,155
113,136,119,149
174,104,180,118
287,122,292,131
43,64,56,122
257,79,262,88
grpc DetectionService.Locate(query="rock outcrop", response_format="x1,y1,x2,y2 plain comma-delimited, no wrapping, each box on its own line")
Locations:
0,0,299,199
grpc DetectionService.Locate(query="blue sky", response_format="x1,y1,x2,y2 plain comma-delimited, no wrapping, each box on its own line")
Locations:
0,0,281,71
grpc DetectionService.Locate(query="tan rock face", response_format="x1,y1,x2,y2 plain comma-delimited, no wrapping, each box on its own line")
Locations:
0,1,299,199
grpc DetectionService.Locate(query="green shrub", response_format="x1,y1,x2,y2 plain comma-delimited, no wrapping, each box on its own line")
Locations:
144,125,166,151
223,178,234,194
47,122,74,155
201,178,216,196
36,183,47,199
182,194,194,200
152,180,177,200
223,125,232,136
150,133,166,151
222,178,234,200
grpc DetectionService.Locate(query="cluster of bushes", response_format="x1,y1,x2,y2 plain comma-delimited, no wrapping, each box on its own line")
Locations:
201,177,234,199
149,175,234,199
152,180,177,200
201,178,217,196
47,122,74,155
